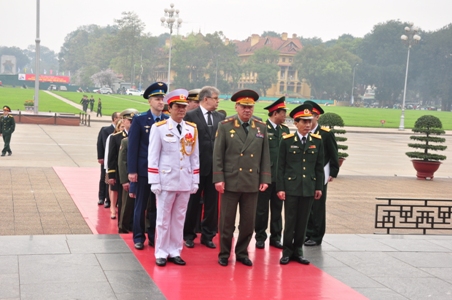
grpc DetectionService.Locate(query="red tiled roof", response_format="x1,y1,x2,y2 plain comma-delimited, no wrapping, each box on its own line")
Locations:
233,35,303,56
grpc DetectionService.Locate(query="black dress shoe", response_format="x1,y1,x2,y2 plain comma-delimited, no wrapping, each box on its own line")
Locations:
97,199,104,205
104,201,111,208
270,241,283,249
304,240,320,247
293,256,310,265
218,258,228,266
148,239,154,247
255,241,265,249
156,258,167,266
237,257,253,266
201,239,216,249
184,240,194,248
280,256,290,265
134,242,144,250
168,256,186,265
0,153,5,157
7,152,11,156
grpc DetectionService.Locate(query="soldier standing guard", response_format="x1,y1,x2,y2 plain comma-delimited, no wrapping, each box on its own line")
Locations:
213,89,271,267
277,104,324,266
148,89,200,266
0,106,15,156
255,97,290,250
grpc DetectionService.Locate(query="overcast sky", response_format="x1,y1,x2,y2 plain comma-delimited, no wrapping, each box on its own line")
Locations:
1,0,451,53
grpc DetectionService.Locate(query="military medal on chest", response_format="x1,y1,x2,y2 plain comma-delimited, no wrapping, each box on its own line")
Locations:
229,129,235,138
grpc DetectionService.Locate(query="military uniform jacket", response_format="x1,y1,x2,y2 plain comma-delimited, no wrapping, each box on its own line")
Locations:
276,132,324,197
148,119,200,192
266,120,290,182
213,117,272,193
0,115,15,135
313,125,340,179
118,138,129,184
108,131,128,178
127,110,169,177
184,107,225,176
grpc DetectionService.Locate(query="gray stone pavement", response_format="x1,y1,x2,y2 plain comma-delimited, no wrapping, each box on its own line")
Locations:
1,118,452,299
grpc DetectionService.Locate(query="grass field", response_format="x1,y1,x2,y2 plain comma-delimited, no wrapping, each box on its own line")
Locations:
1,86,451,129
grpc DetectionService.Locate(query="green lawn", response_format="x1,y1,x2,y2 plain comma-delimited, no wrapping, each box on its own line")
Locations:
1,87,451,129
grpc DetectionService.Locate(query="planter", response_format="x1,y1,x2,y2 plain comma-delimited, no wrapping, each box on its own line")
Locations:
24,106,34,111
338,158,345,167
411,160,441,180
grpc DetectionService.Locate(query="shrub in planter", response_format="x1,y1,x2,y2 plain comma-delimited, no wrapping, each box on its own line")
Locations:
318,112,348,161
405,115,447,180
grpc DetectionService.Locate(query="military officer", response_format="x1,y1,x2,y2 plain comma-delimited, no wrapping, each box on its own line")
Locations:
277,104,324,265
213,89,271,267
186,88,201,111
128,82,168,250
118,137,134,233
304,100,340,247
108,109,138,223
148,89,200,267
255,97,290,250
0,105,15,156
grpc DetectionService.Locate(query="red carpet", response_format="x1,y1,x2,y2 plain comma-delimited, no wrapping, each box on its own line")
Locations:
55,167,368,300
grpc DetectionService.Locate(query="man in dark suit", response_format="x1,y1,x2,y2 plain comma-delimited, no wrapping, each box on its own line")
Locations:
213,89,271,267
255,97,290,250
96,112,120,207
183,86,225,249
277,104,324,265
127,82,168,250
304,101,339,247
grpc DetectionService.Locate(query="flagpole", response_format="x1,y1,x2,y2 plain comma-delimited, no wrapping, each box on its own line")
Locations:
33,0,41,114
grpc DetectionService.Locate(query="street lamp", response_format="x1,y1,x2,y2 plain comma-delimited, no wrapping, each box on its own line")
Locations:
399,23,421,131
350,63,358,105
34,0,41,114
161,3,182,91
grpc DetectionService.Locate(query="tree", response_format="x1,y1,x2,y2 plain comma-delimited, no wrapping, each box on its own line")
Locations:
91,69,117,88
247,47,279,96
293,44,360,100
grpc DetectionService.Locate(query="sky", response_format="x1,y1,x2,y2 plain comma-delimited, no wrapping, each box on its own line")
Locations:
1,0,451,53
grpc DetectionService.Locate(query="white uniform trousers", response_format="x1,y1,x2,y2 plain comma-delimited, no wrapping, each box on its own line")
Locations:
155,190,191,259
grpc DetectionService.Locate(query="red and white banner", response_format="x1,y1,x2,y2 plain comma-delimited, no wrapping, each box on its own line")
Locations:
18,73,70,83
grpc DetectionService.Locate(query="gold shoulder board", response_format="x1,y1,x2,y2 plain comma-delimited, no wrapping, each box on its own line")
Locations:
253,118,265,125
311,133,322,139
156,120,167,127
320,126,331,132
281,123,289,127
283,133,295,139
221,118,234,124
186,121,197,128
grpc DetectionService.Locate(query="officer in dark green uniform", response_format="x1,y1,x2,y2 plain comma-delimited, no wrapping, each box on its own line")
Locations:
277,104,324,265
255,97,290,250
304,101,339,247
213,89,271,267
0,106,16,156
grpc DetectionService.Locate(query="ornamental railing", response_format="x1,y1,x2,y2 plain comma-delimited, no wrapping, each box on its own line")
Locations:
375,197,452,234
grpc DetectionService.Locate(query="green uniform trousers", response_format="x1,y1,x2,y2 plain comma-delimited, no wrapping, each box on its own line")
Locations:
282,195,314,258
255,182,283,243
2,133,12,154
306,183,328,244
219,191,258,259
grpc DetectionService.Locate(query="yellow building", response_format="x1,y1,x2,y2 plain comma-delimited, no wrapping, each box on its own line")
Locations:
232,33,311,98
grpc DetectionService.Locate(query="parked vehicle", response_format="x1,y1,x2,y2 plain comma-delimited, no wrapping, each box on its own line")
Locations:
126,88,143,96
94,87,113,94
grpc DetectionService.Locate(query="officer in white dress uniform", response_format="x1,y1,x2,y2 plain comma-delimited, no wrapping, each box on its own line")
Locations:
148,89,200,267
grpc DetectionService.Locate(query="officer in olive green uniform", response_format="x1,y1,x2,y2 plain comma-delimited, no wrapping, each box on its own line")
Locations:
213,89,271,267
255,97,290,250
277,104,324,265
1,106,15,156
118,137,135,233
304,101,339,247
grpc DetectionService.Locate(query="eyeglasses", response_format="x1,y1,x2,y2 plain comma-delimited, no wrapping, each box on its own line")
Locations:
207,96,219,101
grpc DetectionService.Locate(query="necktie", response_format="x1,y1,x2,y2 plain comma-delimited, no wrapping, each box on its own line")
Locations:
242,122,249,135
302,136,306,144
275,125,279,136
177,124,182,135
207,111,213,135
155,117,160,123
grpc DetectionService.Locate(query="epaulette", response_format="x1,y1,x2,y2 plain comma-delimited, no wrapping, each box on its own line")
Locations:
311,133,322,139
320,126,331,132
281,123,289,127
283,133,295,139
253,118,266,125
221,118,234,124
186,121,196,128
155,119,167,127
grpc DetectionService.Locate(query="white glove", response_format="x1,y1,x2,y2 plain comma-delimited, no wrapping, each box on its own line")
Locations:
190,184,199,194
151,184,162,195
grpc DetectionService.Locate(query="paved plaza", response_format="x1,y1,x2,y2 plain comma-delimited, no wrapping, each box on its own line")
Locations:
0,115,452,299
